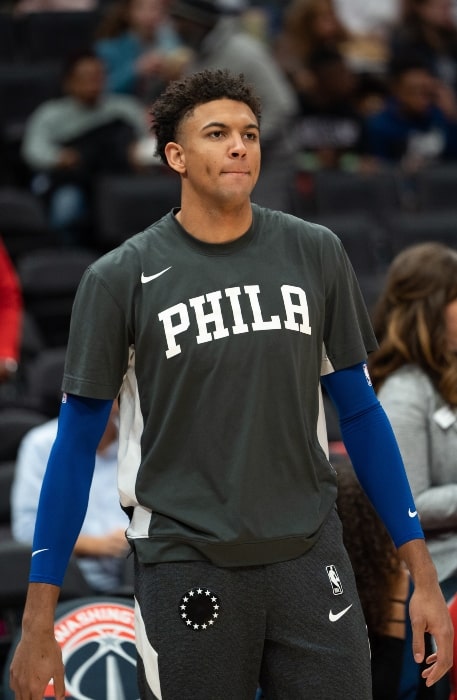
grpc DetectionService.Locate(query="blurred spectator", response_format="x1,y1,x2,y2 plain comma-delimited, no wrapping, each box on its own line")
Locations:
21,50,152,246
334,0,399,38
168,0,298,209
247,0,287,39
389,0,457,95
0,237,22,385
364,53,457,171
274,0,350,100
13,0,96,12
332,0,397,73
12,399,130,593
95,0,187,102
290,47,377,172
336,462,422,699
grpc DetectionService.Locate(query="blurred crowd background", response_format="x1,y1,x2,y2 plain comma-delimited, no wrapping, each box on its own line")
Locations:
2,0,457,415
1,0,457,288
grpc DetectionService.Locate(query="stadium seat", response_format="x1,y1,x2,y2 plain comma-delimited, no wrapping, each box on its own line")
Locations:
0,62,62,143
94,171,181,251
415,164,457,212
312,169,402,220
0,461,15,541
15,11,99,63
0,187,55,262
24,346,67,418
0,12,16,62
17,247,97,347
387,210,457,256
0,408,48,462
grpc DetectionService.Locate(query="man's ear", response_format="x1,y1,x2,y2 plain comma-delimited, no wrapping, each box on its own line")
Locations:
165,142,186,174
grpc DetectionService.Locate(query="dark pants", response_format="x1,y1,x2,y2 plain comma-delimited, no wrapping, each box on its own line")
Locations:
133,509,372,699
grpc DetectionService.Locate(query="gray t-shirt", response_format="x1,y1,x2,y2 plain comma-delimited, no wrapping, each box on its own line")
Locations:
63,204,377,566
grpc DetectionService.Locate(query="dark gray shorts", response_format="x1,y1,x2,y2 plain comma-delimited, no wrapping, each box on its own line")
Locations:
133,508,372,699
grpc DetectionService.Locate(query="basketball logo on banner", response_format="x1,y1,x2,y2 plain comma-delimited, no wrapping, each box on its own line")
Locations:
43,598,139,700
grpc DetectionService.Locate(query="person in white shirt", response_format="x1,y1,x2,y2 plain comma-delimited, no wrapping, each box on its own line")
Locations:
11,399,129,593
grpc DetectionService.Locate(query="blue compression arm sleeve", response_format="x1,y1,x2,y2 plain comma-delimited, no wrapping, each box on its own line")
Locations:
321,362,424,548
30,394,113,586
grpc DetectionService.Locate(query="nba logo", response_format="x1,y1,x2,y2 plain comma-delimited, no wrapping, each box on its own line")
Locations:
326,565,343,595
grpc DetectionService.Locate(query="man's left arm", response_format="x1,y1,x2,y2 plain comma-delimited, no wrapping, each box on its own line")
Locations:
322,362,454,685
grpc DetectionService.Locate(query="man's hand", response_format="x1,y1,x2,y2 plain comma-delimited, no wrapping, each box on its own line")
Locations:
399,539,454,686
74,528,129,558
9,582,63,699
10,630,65,700
408,582,454,686
56,148,80,169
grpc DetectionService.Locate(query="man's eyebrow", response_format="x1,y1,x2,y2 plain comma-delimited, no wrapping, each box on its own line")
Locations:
201,121,260,131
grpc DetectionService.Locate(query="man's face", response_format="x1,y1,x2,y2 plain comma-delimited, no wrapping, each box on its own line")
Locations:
418,0,453,28
394,69,435,115
66,58,105,107
129,0,163,37
169,98,261,208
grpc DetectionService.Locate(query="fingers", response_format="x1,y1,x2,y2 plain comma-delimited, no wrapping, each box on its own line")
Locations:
409,586,454,687
9,637,66,700
411,622,425,664
10,671,63,700
53,672,66,700
417,638,453,687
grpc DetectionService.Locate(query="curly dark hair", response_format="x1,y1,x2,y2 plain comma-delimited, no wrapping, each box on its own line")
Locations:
336,462,402,636
369,242,457,405
150,69,262,164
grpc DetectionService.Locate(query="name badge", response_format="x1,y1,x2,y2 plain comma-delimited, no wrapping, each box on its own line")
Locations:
433,406,456,430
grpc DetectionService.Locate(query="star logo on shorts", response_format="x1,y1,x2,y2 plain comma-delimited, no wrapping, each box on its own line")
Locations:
179,587,221,631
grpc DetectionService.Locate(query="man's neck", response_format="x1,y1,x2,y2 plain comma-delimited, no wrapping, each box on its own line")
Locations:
176,200,253,244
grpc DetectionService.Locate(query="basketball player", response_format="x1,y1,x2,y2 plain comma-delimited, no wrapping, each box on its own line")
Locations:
10,69,453,700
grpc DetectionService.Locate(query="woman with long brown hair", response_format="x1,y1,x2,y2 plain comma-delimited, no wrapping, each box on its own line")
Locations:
274,0,350,98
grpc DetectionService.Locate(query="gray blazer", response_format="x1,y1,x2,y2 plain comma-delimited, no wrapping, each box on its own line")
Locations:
378,365,457,582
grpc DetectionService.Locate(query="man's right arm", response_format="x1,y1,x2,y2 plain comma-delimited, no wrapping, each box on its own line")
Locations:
9,394,113,700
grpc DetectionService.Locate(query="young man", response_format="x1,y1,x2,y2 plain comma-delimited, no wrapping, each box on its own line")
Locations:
10,69,453,699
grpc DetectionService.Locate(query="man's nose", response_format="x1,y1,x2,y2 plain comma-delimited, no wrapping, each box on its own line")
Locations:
229,134,247,156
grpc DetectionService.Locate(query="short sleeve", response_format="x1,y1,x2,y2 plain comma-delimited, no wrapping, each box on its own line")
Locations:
62,267,131,399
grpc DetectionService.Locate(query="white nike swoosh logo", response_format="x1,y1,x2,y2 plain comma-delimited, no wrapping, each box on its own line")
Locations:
32,548,49,557
408,508,418,518
329,604,353,622
141,266,172,283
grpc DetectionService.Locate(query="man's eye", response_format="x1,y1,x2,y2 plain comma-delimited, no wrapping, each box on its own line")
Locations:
245,132,257,141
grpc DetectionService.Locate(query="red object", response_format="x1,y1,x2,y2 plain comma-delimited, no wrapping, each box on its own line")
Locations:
449,594,457,700
0,238,22,361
